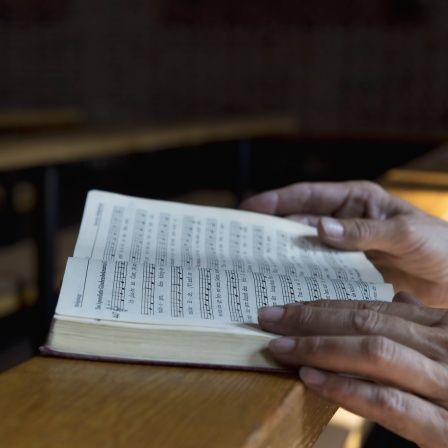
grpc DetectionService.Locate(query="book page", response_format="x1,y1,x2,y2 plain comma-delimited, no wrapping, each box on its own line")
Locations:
56,257,394,326
73,190,384,283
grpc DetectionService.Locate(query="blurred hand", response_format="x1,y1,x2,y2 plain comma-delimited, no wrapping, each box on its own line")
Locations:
240,180,448,307
258,292,448,448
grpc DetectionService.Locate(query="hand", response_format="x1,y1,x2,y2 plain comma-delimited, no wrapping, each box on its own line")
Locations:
240,180,448,307
257,292,448,448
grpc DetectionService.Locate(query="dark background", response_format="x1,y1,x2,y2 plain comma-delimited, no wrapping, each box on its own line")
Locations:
1,0,447,257
1,0,447,133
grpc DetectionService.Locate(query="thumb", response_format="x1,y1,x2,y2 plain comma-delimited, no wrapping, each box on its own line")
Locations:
317,217,385,251
393,290,426,307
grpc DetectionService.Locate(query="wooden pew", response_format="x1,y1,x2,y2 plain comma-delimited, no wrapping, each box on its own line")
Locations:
0,108,83,134
0,115,298,169
0,354,337,448
377,141,448,219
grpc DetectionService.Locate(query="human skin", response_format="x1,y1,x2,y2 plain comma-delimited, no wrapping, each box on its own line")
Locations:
257,293,448,448
239,180,448,307
239,180,448,445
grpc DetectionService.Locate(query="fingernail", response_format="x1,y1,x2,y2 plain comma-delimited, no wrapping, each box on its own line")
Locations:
299,367,327,385
269,337,296,353
320,217,344,238
258,306,285,322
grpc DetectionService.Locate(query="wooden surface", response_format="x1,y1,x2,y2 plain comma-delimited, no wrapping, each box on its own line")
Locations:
0,114,299,171
0,356,337,448
377,141,448,219
0,108,83,133
394,141,448,172
378,171,448,219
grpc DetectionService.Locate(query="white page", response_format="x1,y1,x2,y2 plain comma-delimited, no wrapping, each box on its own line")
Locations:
56,257,394,326
73,190,385,283
57,190,395,327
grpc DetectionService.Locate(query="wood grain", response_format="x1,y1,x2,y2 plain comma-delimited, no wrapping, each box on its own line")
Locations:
0,356,336,448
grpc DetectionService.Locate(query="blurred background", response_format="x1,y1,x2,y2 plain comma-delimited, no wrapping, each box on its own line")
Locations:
1,2,447,446
1,0,447,132
0,0,446,237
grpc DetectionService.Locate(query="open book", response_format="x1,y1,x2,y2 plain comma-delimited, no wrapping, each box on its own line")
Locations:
41,190,394,371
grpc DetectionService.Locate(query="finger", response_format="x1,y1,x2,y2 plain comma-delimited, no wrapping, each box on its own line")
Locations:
317,214,425,252
317,207,447,257
269,335,448,403
393,290,425,307
258,299,448,337
299,367,448,448
259,301,448,366
304,296,448,328
239,181,385,218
